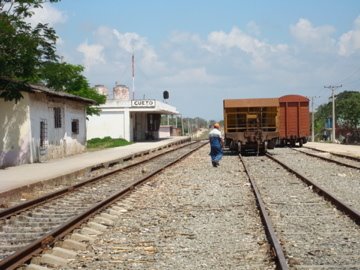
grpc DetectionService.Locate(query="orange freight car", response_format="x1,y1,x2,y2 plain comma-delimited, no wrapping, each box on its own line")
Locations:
278,95,310,147
223,98,279,155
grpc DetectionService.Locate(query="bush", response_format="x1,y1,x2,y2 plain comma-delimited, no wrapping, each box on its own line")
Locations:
87,137,132,149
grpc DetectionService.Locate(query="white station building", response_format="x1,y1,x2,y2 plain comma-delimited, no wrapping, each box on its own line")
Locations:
87,84,179,142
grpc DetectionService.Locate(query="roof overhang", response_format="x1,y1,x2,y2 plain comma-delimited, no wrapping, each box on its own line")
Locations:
100,99,179,115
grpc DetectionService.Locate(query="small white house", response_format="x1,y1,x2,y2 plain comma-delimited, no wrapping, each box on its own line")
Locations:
87,84,179,142
0,84,95,168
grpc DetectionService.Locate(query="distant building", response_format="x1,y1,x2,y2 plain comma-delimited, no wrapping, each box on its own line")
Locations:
0,84,95,168
87,84,179,142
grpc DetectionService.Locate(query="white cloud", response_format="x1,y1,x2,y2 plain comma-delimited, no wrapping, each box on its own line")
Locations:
111,29,166,74
338,16,360,56
77,41,105,69
205,27,288,68
112,30,148,53
290,18,336,52
28,3,67,27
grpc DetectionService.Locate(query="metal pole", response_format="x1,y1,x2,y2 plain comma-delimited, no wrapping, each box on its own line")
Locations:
311,104,315,142
181,116,184,136
331,89,335,142
324,85,342,143
310,96,319,142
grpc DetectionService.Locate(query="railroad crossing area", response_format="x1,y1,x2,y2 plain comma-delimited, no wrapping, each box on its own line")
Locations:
0,136,190,195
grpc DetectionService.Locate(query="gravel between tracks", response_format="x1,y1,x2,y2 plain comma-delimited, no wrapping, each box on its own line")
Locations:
271,147,360,212
60,146,276,270
242,154,360,269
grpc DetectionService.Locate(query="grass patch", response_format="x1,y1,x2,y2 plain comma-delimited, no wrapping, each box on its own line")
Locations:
87,136,132,150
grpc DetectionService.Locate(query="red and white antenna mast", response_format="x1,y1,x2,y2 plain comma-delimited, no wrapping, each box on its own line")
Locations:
132,52,135,100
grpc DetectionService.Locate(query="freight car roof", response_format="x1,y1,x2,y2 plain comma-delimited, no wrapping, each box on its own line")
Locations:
279,95,309,102
223,98,279,108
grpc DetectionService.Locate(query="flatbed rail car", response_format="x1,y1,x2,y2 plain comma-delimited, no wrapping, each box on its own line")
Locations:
279,95,310,147
223,98,280,155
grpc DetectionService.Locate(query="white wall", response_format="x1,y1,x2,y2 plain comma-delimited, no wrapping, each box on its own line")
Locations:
0,94,32,167
0,91,89,168
87,110,128,140
29,93,87,161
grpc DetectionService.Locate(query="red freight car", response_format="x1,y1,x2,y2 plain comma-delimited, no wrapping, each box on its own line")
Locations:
279,94,310,147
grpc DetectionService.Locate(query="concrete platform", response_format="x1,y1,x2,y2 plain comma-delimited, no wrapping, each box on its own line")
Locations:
305,142,360,158
0,137,190,195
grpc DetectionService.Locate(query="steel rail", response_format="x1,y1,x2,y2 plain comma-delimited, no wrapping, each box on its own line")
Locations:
303,145,360,162
239,155,289,270
292,148,360,170
266,153,360,225
0,140,197,220
0,141,207,270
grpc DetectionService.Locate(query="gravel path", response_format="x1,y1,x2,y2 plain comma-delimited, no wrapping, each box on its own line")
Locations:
242,154,360,269
271,147,360,211
59,146,276,270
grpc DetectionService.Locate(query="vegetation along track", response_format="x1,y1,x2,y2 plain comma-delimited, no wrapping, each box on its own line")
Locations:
271,147,360,213
241,153,360,268
0,141,205,269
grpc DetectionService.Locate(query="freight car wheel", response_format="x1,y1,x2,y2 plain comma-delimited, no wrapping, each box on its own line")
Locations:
267,139,275,149
299,139,303,147
237,141,242,154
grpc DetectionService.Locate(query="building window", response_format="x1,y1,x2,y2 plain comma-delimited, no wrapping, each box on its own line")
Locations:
54,107,62,128
40,120,48,148
72,119,79,134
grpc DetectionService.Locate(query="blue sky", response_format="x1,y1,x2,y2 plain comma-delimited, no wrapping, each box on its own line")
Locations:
29,0,360,120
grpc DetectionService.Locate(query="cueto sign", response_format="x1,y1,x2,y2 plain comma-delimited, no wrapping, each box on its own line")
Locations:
131,99,156,108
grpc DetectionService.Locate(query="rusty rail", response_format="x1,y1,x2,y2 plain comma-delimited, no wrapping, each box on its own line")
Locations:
239,155,289,270
267,153,360,225
292,148,360,170
303,146,360,163
0,141,197,220
0,141,206,269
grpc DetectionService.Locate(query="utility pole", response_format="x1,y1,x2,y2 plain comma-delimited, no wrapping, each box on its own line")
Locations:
324,85,342,143
181,115,184,136
308,96,320,142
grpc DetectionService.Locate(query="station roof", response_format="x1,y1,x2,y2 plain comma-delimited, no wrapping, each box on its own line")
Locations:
100,99,179,115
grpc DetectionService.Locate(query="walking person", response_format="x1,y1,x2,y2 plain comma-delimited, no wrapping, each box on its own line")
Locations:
209,123,223,167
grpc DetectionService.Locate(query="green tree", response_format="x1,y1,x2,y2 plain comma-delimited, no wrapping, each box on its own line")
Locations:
39,62,106,115
314,102,331,136
335,91,360,129
0,0,60,101
0,0,106,115
314,90,360,139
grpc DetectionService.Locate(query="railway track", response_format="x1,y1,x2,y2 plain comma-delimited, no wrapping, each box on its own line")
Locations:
271,147,360,213
30,145,278,269
240,153,360,268
0,141,205,269
3,144,359,269
295,146,360,169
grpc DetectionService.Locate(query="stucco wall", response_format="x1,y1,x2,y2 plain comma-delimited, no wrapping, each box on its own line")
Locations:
0,91,89,168
87,110,128,140
0,94,32,167
29,93,87,161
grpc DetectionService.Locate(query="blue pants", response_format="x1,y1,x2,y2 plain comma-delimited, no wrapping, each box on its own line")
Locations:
210,145,223,162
